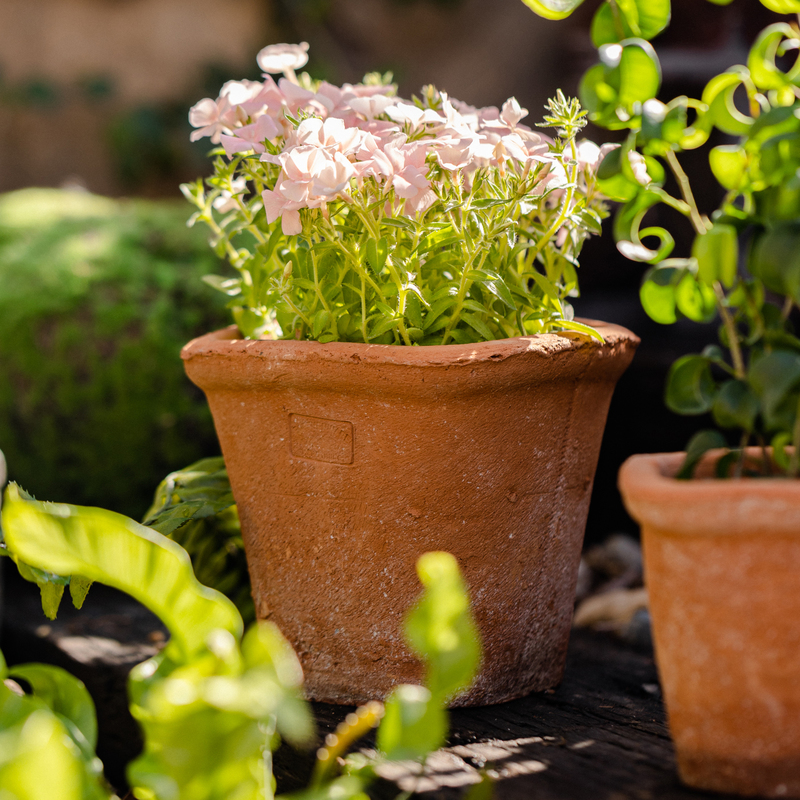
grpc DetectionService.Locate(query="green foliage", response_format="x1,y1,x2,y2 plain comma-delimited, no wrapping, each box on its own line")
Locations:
0,188,228,518
1,484,243,658
144,457,253,624
0,654,112,800
1,483,483,800
523,0,800,477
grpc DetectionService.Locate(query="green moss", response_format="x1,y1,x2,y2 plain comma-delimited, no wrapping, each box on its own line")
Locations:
0,188,230,518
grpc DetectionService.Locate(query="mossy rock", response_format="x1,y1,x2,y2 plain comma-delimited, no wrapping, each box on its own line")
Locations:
0,188,230,519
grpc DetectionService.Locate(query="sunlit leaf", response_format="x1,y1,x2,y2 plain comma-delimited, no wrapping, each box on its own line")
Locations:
377,684,447,761
692,223,739,288
404,552,481,702
518,0,585,20
1,485,243,662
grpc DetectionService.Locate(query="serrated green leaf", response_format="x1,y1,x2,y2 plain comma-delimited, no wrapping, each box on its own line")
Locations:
69,576,93,610
1,484,243,662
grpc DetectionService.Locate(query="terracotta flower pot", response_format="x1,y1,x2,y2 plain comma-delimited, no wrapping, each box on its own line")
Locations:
182,320,638,705
618,451,800,797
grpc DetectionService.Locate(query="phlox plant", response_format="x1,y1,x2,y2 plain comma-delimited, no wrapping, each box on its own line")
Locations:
183,42,612,345
525,0,800,478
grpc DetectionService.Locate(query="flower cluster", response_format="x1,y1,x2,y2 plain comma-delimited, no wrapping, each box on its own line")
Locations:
184,43,611,345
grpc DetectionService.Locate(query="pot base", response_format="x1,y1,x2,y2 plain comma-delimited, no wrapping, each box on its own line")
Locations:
678,751,800,798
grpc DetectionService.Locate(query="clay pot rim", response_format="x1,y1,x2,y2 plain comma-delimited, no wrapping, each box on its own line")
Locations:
618,449,800,537
182,318,638,368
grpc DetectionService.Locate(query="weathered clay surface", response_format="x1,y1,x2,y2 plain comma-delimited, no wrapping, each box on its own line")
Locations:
619,451,800,797
183,321,638,706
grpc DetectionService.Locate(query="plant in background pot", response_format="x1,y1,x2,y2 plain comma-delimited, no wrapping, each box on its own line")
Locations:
180,42,639,706
524,0,800,794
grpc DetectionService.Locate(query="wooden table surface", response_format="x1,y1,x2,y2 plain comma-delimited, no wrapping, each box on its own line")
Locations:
1,573,742,799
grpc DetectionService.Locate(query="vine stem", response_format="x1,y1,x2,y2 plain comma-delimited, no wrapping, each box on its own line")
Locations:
665,150,708,235
713,281,745,379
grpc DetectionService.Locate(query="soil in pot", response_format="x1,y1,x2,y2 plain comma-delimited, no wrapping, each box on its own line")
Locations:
619,450,800,797
183,320,638,706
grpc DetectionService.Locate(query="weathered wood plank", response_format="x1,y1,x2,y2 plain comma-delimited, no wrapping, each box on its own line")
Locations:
1,570,741,799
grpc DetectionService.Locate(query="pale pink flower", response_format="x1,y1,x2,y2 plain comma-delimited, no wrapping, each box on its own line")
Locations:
435,138,476,171
312,151,356,197
385,102,444,131
220,79,264,106
257,43,309,76
278,78,316,114
295,117,361,154
500,97,528,128
220,115,281,156
189,96,231,143
349,94,395,121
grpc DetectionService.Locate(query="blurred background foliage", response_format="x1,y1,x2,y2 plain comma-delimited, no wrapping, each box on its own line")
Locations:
0,188,228,518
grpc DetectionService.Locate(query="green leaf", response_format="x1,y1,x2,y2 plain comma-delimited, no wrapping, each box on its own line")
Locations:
144,457,235,537
709,145,748,192
0,706,110,800
377,684,447,761
553,319,605,341
712,380,759,431
640,265,684,324
749,350,800,430
675,429,728,479
702,68,754,136
368,316,400,340
597,0,670,43
616,39,662,108
518,0,585,19
748,23,800,90
526,269,560,300
1,484,243,662
666,355,717,415
8,664,98,751
760,0,800,11
312,308,333,339
404,552,481,702
68,576,93,610
460,312,495,341
365,238,388,274
748,222,800,303
39,581,65,621
692,224,739,289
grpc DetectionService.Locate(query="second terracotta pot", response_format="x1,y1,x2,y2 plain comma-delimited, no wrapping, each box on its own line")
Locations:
619,451,800,797
183,320,638,705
